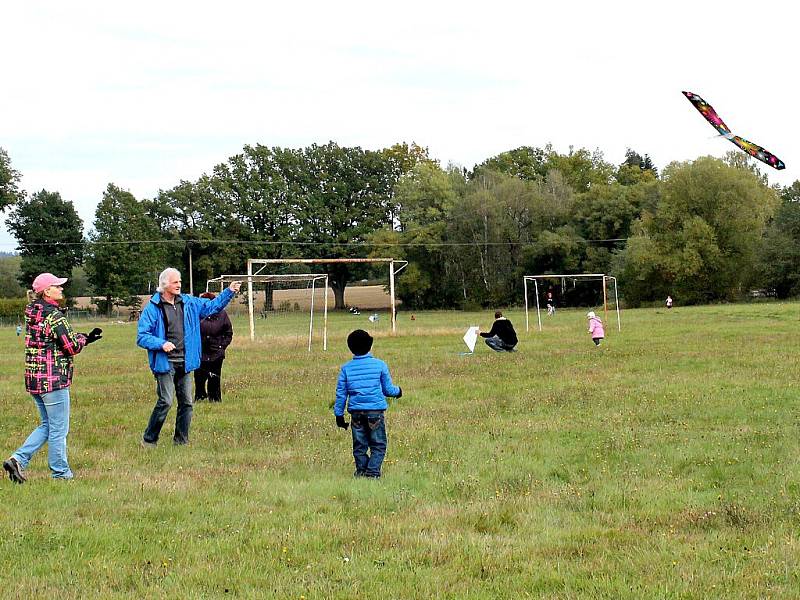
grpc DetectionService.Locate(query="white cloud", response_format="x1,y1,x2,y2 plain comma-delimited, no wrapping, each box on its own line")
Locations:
2,0,798,248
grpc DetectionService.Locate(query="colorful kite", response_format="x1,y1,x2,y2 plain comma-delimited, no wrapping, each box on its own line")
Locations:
682,91,785,170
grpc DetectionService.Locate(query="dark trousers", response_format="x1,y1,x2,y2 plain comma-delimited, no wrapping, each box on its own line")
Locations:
143,362,193,445
194,358,224,402
350,411,387,478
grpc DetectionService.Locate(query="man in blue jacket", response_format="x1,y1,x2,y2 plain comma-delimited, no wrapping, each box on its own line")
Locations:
137,268,241,447
334,329,402,478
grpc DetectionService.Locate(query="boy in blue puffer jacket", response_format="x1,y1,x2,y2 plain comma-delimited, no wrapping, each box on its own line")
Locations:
334,329,402,478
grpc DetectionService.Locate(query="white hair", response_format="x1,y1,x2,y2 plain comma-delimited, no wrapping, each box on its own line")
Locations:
157,268,181,293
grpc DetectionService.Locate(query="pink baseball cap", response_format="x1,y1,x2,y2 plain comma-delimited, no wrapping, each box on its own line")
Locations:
32,273,68,294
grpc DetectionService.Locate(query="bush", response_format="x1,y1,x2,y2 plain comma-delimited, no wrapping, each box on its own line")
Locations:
0,297,27,319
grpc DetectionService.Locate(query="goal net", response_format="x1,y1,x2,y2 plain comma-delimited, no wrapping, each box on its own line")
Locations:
207,273,328,351
523,273,620,333
246,258,408,337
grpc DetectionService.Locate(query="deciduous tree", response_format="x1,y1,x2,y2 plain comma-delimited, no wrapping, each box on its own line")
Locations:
755,180,800,297
0,147,22,211
618,157,777,305
5,190,84,294
85,184,164,314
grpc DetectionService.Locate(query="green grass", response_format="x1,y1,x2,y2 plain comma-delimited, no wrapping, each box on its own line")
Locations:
1,303,799,598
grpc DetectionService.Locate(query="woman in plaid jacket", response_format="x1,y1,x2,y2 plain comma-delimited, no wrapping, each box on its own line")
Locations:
3,273,102,484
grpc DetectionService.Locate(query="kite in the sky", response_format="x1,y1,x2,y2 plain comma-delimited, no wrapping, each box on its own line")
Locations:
682,91,785,170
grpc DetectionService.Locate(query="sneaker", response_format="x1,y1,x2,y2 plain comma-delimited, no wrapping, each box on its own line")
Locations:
140,438,157,449
3,457,26,484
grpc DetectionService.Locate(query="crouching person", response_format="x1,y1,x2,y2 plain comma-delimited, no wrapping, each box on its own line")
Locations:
333,330,402,478
479,310,518,352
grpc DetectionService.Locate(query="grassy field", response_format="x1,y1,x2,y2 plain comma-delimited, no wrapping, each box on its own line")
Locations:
0,303,798,598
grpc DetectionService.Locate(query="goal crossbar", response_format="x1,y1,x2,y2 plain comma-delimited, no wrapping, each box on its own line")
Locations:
208,274,330,283
523,274,621,333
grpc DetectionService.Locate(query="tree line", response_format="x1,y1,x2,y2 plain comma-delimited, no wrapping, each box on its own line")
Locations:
2,143,799,313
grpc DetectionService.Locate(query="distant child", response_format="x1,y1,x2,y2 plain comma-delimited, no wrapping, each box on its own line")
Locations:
666,295,673,309
334,329,402,478
587,311,605,346
546,290,556,316
16,324,22,337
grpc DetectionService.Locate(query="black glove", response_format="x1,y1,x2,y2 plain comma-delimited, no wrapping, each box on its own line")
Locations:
336,415,349,430
85,327,103,344
396,387,403,399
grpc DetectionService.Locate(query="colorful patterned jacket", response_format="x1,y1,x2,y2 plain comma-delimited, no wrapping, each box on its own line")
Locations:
24,299,87,394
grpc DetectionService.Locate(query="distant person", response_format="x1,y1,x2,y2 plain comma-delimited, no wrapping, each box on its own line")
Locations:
15,324,22,337
666,295,673,309
3,273,102,484
546,290,556,316
194,291,234,403
479,311,518,352
587,311,605,346
137,268,240,447
334,329,402,478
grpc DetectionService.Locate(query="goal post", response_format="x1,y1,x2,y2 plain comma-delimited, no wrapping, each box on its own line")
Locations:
523,273,621,333
246,258,408,335
207,273,329,350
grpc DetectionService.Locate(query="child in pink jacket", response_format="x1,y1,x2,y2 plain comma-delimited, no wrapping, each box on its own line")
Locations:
587,311,605,346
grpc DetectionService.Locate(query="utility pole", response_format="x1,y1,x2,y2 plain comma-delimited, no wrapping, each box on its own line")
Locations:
187,242,194,295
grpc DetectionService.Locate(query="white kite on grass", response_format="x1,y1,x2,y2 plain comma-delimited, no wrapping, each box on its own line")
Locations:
462,326,479,354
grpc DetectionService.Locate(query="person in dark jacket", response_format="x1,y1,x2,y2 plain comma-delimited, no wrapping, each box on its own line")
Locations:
3,273,102,484
546,289,556,316
479,311,518,352
137,268,240,447
334,329,402,478
194,291,233,402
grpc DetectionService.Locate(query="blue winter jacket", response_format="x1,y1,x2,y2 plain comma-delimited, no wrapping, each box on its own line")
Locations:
137,288,235,374
334,353,401,416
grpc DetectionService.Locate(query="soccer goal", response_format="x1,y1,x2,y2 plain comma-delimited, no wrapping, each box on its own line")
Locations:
246,258,408,338
206,273,328,351
523,273,621,333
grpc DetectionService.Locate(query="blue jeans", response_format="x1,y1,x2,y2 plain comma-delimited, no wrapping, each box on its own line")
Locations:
13,388,73,479
143,362,193,445
350,410,387,477
485,335,516,352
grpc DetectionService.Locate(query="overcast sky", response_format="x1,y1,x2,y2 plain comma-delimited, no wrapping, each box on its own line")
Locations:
2,0,797,249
